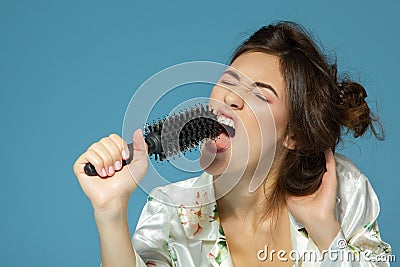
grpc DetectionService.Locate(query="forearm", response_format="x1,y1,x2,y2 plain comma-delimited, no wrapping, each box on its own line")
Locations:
94,203,136,267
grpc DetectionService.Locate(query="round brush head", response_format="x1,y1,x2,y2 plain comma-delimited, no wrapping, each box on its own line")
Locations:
145,103,223,161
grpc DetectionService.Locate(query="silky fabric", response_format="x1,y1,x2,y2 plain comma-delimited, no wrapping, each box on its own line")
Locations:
125,153,392,266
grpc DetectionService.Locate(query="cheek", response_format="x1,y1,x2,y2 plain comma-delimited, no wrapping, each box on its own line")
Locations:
272,107,289,140
246,104,288,144
209,87,217,98
209,85,224,99
208,87,223,108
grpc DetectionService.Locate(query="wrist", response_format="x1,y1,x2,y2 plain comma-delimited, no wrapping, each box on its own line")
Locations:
306,219,341,251
93,199,129,223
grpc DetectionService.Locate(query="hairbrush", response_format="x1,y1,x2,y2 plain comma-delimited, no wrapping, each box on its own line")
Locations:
84,104,225,176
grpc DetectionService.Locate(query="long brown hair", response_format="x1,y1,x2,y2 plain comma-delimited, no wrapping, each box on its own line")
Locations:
230,21,384,222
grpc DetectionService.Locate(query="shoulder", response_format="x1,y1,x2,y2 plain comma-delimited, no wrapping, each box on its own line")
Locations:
148,172,215,207
135,173,211,229
335,153,368,197
335,153,362,178
334,153,381,234
334,153,377,201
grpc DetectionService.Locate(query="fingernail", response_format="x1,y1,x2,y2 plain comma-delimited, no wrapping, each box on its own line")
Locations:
115,161,121,170
101,168,107,177
108,166,114,175
122,149,128,159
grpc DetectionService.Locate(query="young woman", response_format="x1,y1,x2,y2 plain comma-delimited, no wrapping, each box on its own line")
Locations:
73,22,392,266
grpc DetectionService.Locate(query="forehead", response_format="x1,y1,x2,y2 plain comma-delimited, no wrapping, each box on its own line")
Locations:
230,52,285,89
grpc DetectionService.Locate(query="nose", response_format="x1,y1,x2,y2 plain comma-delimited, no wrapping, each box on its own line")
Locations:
224,90,244,110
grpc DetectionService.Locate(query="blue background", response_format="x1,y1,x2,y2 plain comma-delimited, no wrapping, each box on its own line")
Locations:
0,0,398,265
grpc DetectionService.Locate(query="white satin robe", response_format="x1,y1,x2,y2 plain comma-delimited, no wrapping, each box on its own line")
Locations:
129,154,392,266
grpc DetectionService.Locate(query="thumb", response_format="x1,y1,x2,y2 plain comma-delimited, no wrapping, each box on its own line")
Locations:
131,129,148,163
319,149,338,198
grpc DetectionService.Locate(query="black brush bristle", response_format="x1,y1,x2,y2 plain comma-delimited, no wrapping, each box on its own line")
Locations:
84,104,223,176
159,103,222,161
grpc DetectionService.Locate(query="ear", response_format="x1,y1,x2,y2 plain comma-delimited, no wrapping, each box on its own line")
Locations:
283,135,296,150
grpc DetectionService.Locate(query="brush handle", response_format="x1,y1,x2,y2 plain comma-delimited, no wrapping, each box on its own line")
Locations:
84,133,161,176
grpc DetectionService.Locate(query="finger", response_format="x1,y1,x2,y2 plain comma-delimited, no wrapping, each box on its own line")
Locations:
108,134,130,161
324,149,336,174
320,149,338,194
74,150,107,178
131,129,148,164
85,150,107,177
88,141,115,176
99,137,123,172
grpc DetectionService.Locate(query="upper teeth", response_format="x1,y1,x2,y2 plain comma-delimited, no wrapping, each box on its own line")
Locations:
217,115,235,129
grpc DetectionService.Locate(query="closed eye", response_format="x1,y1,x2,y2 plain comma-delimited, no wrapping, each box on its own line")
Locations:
252,87,270,102
219,71,240,87
254,92,269,102
220,80,238,86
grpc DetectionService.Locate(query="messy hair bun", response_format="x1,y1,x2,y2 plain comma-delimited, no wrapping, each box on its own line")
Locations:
338,79,383,139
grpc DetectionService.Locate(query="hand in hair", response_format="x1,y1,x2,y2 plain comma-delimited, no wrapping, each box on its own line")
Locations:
286,149,341,251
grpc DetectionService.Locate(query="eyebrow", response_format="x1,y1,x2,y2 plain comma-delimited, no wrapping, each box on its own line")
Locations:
223,70,279,99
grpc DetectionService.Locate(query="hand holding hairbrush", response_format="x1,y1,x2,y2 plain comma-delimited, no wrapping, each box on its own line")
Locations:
84,104,223,176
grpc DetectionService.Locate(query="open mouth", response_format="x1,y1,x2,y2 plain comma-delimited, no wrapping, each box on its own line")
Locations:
217,113,236,138
212,114,236,152
220,123,235,138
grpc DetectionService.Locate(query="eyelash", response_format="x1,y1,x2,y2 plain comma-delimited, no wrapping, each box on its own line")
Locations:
254,93,269,102
220,79,270,103
220,80,237,86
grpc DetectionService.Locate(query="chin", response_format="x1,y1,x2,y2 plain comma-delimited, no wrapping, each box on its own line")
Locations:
199,146,229,175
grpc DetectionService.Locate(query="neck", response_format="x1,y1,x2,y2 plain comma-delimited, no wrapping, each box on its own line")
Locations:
214,167,279,221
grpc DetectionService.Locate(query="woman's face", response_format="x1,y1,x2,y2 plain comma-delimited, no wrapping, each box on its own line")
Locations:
200,52,289,179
